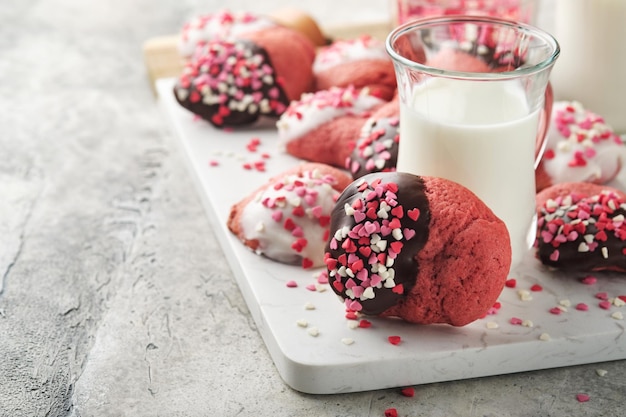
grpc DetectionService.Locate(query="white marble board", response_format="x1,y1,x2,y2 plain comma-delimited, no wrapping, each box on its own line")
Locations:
157,77,626,394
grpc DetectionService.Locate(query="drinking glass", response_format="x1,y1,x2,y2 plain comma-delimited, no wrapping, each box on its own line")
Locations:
386,16,559,269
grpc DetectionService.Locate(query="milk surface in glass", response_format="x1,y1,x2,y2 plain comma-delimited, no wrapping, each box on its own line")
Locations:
399,78,540,267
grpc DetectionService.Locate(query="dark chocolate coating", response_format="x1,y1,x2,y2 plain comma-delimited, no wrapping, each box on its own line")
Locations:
173,39,289,128
324,172,431,315
346,117,399,180
537,192,626,272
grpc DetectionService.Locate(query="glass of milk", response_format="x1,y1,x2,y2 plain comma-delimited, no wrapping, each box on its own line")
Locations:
386,16,559,270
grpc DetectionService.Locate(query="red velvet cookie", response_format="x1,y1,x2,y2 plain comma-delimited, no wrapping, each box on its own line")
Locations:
314,35,397,101
277,86,385,168
324,172,511,326
174,26,315,128
535,182,626,272
228,163,352,269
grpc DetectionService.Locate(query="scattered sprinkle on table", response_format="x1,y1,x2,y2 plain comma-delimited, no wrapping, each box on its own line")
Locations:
400,387,415,397
384,408,398,417
307,327,320,337
576,393,590,403
388,335,402,345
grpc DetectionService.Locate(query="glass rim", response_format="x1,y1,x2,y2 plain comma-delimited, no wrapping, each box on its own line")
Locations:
385,15,560,80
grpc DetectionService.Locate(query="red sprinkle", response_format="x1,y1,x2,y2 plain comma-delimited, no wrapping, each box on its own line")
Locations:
345,311,358,320
510,317,523,325
599,300,612,310
505,279,517,288
384,408,398,417
530,284,543,292
359,319,372,328
388,335,402,345
400,387,415,397
549,307,562,315
302,258,314,269
208,159,219,167
595,292,609,300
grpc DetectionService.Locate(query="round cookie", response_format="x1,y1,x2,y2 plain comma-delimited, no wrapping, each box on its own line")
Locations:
535,101,625,192
173,26,315,128
228,163,352,269
277,86,385,168
324,172,511,326
314,35,397,100
535,182,626,272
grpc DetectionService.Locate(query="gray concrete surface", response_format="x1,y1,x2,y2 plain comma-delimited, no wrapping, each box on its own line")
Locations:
1,0,624,416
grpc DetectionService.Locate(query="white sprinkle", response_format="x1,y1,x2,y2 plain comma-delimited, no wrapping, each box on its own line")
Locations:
296,319,308,328
611,311,624,320
307,327,320,337
486,321,499,329
362,287,375,300
304,302,316,310
601,247,609,259
316,284,327,293
522,319,534,328
255,222,265,232
539,333,551,341
341,338,354,345
344,203,355,216
392,228,403,240
596,369,608,377
347,320,359,329
518,289,533,301
559,299,572,308
613,297,626,307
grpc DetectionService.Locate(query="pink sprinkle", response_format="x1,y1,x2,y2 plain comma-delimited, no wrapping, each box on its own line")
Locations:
317,271,329,284
510,317,523,325
305,284,316,292
549,250,560,262
271,210,283,222
549,307,562,315
575,303,589,311
581,276,597,285
599,300,611,310
285,280,297,288
576,393,590,403
208,159,219,167
595,292,609,300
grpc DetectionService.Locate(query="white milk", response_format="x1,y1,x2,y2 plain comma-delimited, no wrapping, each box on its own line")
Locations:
551,0,626,133
399,78,540,268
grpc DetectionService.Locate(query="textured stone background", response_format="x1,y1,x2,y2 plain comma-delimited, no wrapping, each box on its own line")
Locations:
1,0,624,416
